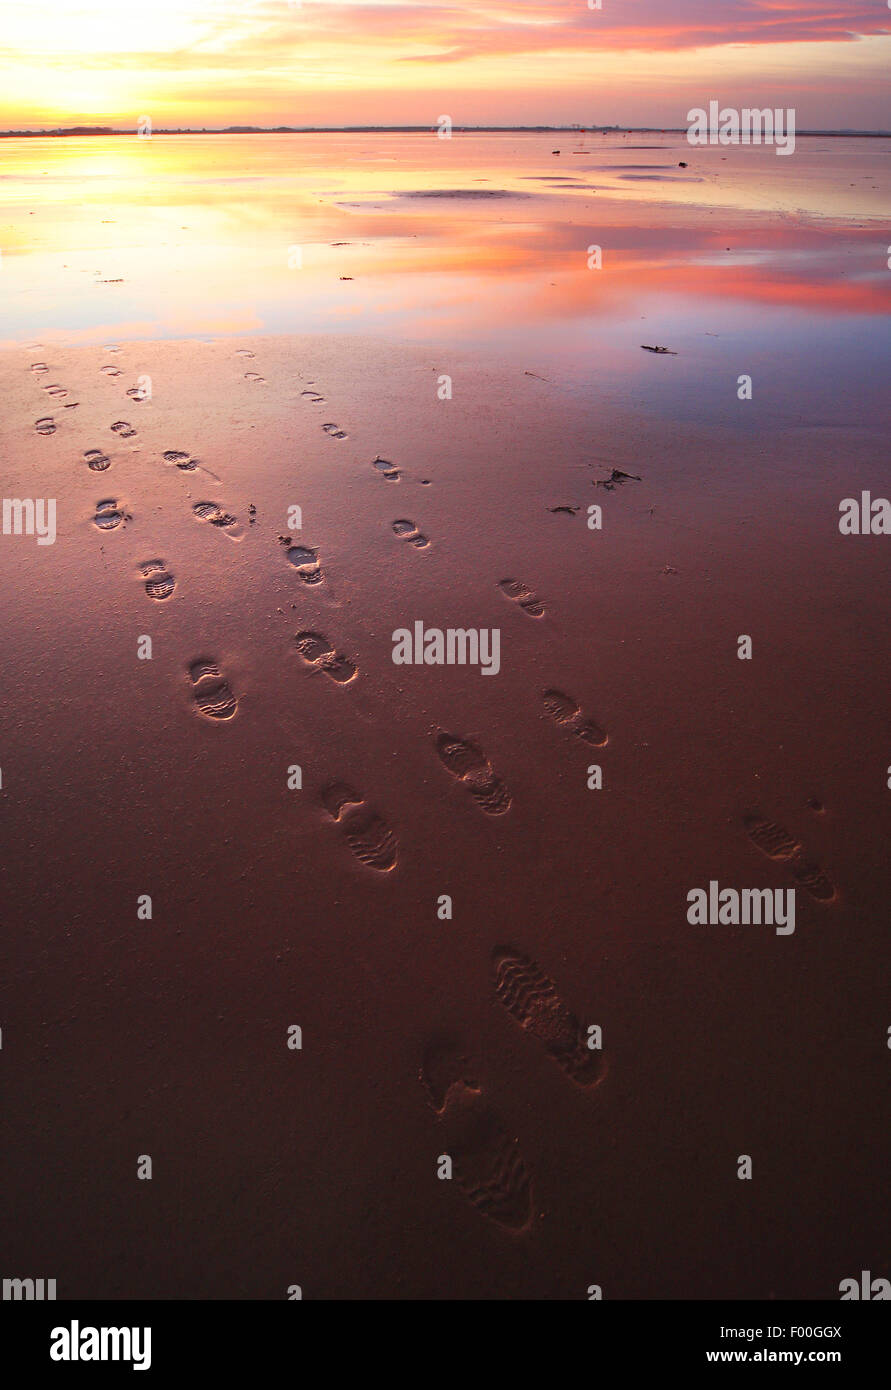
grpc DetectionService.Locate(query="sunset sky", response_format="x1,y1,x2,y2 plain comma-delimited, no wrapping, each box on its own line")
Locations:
1,0,889,131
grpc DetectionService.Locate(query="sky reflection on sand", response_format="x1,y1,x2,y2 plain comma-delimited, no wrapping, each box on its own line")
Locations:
2,131,888,425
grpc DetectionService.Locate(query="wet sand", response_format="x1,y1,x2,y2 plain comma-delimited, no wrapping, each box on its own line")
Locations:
1,332,889,1298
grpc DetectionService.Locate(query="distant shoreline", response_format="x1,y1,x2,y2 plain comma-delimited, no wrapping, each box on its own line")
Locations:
1,125,889,138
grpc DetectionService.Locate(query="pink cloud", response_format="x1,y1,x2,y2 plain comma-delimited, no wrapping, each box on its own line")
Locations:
391,1,891,61
116,2,891,70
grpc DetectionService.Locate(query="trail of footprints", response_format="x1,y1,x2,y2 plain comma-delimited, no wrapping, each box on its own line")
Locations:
260,412,782,1242
58,348,251,719
37,345,797,940
299,380,343,433
71,348,281,728
419,947,604,1231
235,348,264,383
31,341,846,1245
32,362,80,429
743,813,837,902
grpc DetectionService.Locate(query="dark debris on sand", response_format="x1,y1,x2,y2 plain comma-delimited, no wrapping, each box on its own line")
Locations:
593,468,642,490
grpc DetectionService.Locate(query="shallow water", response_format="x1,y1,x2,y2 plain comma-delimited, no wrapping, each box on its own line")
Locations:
2,131,888,426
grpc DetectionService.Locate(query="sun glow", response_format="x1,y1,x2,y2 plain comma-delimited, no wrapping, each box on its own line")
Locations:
0,1,888,130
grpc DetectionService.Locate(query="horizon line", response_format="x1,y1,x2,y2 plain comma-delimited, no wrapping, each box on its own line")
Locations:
1,125,890,138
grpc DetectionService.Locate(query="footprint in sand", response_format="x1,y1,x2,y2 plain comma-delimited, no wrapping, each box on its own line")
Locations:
301,389,325,403
188,659,238,721
193,501,242,538
743,813,837,902
164,450,196,470
244,371,265,383
294,631,356,683
84,448,111,472
742,814,800,861
101,365,122,377
372,456,399,481
434,732,511,816
35,417,56,435
498,578,544,618
420,1037,532,1231
92,499,124,530
103,344,121,354
791,859,836,903
140,559,176,601
285,545,323,584
321,422,347,439
392,519,429,548
421,1036,481,1112
542,688,607,747
30,362,48,374
165,450,221,482
110,420,136,438
235,349,255,359
320,782,398,872
43,384,68,400
492,947,606,1089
